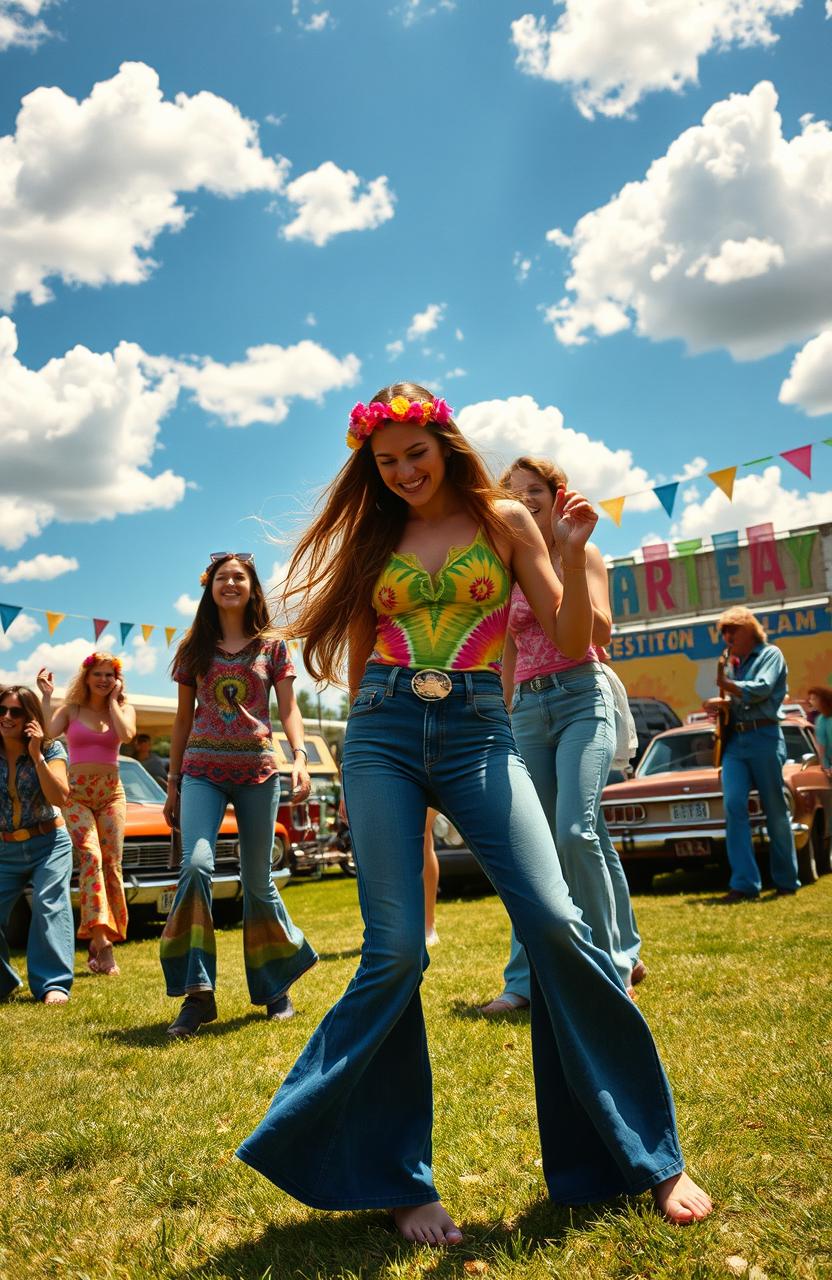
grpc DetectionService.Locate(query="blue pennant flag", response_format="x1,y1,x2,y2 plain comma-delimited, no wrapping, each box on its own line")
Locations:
120,622,135,644
0,603,22,633
653,482,679,519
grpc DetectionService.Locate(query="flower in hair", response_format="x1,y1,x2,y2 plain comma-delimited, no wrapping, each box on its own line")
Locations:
83,652,122,676
346,397,453,450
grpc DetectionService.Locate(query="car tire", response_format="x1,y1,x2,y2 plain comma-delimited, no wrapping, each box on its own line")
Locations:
797,822,820,886
623,864,655,894
212,899,244,926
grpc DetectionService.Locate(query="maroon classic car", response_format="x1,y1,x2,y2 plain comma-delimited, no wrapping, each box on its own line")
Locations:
601,717,831,892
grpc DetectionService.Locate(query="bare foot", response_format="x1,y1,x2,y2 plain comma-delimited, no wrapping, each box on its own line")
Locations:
631,959,648,985
652,1171,713,1224
43,990,69,1005
390,1202,463,1246
626,986,636,1001
479,993,530,1016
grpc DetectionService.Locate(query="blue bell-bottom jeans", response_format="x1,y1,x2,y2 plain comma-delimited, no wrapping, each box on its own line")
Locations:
160,773,317,1004
0,827,75,1001
238,665,684,1209
722,725,799,896
501,665,641,998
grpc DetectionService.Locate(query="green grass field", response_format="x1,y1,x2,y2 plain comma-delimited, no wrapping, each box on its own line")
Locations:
2,871,831,1280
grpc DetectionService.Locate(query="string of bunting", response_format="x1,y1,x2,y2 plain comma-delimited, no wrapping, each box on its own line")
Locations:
598,435,830,527
0,601,179,646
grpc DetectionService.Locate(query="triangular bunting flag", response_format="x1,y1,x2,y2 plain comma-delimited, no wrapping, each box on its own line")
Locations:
93,618,109,641
0,603,22,633
164,627,177,647
653,482,679,519
674,538,702,556
141,624,155,643
707,466,737,500
780,445,812,479
822,438,832,447
599,496,626,526
120,622,134,644
46,612,65,636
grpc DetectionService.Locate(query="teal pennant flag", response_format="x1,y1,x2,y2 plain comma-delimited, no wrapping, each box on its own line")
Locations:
120,622,134,644
653,482,679,518
0,603,22,633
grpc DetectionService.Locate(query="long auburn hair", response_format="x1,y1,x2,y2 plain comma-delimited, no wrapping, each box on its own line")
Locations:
172,555,275,681
0,684,54,748
282,381,515,685
499,454,568,495
64,651,127,709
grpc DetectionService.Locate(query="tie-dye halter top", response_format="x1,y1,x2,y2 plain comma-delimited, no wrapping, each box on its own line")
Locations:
371,530,511,673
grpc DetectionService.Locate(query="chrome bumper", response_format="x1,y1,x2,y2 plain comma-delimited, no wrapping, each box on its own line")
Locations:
68,868,291,910
607,821,808,856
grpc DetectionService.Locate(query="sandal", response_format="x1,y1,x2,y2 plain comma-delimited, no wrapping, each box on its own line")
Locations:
479,993,530,1016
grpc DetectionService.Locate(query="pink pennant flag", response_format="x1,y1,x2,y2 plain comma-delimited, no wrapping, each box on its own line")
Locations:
93,618,109,641
780,445,812,479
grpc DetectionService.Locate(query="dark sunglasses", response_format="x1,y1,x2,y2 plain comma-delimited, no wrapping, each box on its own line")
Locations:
0,705,26,720
210,552,254,564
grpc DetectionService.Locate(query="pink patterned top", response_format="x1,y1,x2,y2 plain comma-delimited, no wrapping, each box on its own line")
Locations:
174,637,295,785
509,583,601,683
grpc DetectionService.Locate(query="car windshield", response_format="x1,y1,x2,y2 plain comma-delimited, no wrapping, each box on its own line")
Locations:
638,732,714,776
118,757,166,803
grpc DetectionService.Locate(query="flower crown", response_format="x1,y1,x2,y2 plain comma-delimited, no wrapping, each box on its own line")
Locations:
346,395,453,450
83,652,122,676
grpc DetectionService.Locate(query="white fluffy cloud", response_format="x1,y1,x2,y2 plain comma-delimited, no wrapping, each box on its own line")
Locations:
457,394,661,512
0,0,53,51
1,316,359,548
173,593,200,618
407,303,446,341
512,0,800,119
546,82,832,362
171,341,360,427
0,317,185,550
283,161,395,246
0,611,40,654
0,553,78,583
671,465,832,538
0,61,287,310
779,330,832,415
0,634,117,687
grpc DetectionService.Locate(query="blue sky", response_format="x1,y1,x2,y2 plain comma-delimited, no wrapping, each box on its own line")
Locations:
1,0,831,700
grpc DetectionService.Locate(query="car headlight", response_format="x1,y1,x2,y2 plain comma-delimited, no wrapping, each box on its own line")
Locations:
432,814,465,848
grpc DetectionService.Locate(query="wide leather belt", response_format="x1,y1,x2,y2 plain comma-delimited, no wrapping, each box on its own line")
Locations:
410,669,453,701
733,719,778,733
0,816,65,843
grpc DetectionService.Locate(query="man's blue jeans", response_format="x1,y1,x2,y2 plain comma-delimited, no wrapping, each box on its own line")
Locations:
160,773,317,1004
238,665,684,1209
0,827,75,1001
501,666,640,996
722,725,799,896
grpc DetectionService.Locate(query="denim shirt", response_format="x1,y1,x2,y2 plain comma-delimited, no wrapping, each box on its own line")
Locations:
0,739,67,832
729,644,787,725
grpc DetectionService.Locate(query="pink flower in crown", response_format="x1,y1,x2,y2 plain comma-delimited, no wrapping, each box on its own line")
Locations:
349,403,368,427
366,402,388,427
432,398,452,424
406,401,425,420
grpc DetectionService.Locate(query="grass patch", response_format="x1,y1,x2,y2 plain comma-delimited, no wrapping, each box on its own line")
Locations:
2,873,831,1279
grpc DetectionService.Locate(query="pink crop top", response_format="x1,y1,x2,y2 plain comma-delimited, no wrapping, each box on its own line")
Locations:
66,715,121,765
509,583,602,683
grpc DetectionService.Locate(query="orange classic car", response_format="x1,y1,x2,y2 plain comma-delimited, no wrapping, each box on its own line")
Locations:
600,716,831,893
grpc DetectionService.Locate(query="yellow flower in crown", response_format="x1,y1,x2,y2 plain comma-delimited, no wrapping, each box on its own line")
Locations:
388,395,411,418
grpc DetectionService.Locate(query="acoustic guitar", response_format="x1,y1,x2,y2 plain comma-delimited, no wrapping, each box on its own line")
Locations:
712,648,732,768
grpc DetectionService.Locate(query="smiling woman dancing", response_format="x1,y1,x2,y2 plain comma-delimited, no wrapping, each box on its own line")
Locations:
237,383,712,1244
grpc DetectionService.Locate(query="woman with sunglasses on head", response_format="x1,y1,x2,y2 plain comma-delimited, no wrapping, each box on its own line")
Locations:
160,553,317,1037
480,456,644,1015
0,685,74,1005
237,384,712,1243
39,652,135,976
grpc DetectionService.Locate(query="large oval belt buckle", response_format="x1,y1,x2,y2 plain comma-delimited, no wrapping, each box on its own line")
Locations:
411,669,453,701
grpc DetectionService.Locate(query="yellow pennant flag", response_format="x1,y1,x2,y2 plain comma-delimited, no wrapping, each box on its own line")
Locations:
46,611,65,636
708,466,737,500
599,496,626,526
164,627,177,647
141,624,155,643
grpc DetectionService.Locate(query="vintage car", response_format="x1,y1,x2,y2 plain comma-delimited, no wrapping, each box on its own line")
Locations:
601,717,832,892
272,731,353,875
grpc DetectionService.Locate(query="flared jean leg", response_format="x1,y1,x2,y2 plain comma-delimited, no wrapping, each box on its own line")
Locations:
233,776,318,1005
433,710,682,1202
0,831,74,1001
237,763,437,1208
160,775,225,995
